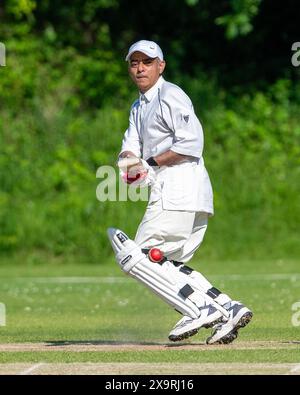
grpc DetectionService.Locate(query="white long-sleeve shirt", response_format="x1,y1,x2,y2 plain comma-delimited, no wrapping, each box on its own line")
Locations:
121,76,214,214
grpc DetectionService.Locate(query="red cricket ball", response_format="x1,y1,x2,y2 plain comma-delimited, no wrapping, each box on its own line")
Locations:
148,248,164,262
126,173,141,184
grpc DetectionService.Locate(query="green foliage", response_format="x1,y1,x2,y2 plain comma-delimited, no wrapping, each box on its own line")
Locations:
6,0,36,19
185,0,199,6
215,0,261,39
0,1,299,263
0,33,132,111
1,60,299,261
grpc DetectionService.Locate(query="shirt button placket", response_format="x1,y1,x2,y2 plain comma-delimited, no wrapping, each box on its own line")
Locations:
139,95,146,131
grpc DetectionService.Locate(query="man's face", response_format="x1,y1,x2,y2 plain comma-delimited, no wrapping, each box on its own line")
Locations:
128,51,166,93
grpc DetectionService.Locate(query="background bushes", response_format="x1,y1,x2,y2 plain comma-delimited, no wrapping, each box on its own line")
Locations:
0,0,299,263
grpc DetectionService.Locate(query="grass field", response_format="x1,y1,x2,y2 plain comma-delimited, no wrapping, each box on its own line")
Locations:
0,256,299,375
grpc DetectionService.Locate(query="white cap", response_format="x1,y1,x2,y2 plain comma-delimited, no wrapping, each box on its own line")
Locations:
125,40,164,61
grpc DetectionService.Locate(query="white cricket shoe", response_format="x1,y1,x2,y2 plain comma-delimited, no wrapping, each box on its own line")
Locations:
168,304,224,342
206,301,253,345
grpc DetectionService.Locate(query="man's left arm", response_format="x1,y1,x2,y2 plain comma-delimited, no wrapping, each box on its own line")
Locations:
151,150,193,167
158,87,204,163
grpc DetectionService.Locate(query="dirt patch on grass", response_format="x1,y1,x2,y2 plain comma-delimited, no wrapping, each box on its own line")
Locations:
1,341,299,375
0,362,300,375
0,340,299,352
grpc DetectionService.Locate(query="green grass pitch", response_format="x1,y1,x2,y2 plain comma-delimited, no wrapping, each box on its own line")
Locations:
0,257,299,365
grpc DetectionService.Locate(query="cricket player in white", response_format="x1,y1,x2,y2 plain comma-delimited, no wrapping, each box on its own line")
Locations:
107,40,252,344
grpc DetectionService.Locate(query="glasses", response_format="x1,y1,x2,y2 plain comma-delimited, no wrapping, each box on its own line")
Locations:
129,58,157,68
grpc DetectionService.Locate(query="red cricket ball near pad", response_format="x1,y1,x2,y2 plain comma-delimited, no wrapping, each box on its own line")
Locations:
149,247,164,262
126,173,142,184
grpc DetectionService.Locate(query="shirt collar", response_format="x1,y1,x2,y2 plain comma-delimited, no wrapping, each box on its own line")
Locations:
139,76,164,103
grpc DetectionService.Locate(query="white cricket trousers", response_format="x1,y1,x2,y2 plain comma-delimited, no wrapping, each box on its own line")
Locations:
135,199,209,263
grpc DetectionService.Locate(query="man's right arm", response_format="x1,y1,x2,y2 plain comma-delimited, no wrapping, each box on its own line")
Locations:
119,104,142,159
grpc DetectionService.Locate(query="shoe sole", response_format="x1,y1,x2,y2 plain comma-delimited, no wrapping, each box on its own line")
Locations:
206,311,253,345
168,328,199,342
168,318,223,342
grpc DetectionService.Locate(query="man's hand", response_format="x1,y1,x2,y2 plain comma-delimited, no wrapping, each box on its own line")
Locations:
117,157,156,186
117,156,142,173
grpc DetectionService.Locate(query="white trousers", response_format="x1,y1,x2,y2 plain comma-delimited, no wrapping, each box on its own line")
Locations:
135,199,208,263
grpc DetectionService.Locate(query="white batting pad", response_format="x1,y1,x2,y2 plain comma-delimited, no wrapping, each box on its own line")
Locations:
107,227,217,319
129,259,201,318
